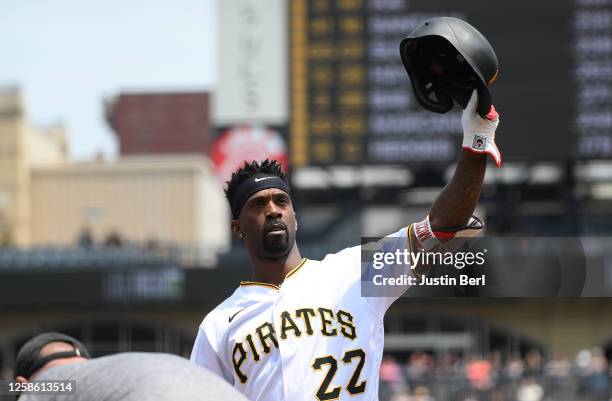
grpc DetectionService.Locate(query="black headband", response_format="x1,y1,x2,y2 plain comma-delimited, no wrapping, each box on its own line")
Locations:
27,350,87,378
231,174,291,219
14,333,91,379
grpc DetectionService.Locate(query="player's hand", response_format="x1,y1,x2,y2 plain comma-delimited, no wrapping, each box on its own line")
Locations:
461,90,502,167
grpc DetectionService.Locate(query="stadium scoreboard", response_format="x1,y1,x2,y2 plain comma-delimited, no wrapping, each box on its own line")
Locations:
290,0,611,167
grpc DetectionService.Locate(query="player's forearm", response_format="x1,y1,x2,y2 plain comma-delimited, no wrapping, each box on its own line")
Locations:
428,150,486,230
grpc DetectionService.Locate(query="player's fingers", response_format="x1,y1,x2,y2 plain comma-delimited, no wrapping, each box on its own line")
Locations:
486,105,499,122
465,89,478,115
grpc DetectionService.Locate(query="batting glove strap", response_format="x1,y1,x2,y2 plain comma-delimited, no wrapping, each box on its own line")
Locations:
462,131,502,167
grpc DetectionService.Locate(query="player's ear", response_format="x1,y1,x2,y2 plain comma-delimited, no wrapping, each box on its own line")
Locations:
15,376,28,384
231,220,241,238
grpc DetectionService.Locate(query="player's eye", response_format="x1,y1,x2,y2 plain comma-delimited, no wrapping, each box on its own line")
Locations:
252,198,266,208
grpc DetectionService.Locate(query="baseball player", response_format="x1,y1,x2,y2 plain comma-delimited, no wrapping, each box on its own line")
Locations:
192,17,500,401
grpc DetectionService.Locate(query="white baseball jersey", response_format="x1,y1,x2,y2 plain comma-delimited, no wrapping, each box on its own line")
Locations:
191,227,413,401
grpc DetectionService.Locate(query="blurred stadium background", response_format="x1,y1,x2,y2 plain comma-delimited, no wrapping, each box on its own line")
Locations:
3,0,612,400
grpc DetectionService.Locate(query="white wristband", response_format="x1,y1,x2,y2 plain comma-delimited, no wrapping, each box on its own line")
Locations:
413,216,443,252
413,215,485,252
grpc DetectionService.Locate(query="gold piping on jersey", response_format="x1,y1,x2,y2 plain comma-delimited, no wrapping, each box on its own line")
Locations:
240,281,280,291
239,258,307,289
285,257,309,279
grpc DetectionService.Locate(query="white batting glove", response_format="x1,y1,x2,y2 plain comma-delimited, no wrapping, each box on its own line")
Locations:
461,89,502,167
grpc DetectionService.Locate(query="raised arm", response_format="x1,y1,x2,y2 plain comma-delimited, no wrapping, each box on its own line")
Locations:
428,151,486,230
413,90,500,248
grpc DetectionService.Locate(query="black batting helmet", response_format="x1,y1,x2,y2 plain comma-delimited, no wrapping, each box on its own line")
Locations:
400,17,498,118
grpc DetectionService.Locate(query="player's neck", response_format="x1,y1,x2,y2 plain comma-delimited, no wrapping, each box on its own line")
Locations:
250,246,302,286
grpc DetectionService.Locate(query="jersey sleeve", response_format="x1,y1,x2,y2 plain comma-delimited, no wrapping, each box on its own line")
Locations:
362,225,414,319
190,319,234,385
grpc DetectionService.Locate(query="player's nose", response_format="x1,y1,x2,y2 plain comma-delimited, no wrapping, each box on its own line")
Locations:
264,200,283,219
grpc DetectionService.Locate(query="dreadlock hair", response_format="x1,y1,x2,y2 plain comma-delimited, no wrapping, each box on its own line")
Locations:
225,159,289,206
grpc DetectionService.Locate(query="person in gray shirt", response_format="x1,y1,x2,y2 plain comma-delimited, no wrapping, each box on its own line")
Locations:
14,332,90,384
20,352,246,401
14,333,245,401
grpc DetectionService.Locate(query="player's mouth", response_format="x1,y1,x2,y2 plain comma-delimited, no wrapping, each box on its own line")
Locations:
264,222,287,236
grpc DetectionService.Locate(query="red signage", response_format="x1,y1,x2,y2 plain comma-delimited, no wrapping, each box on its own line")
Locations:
211,125,289,184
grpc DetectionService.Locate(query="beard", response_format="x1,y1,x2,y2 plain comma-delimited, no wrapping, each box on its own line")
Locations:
261,222,294,259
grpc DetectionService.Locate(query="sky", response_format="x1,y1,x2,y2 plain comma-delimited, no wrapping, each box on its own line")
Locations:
0,0,216,161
